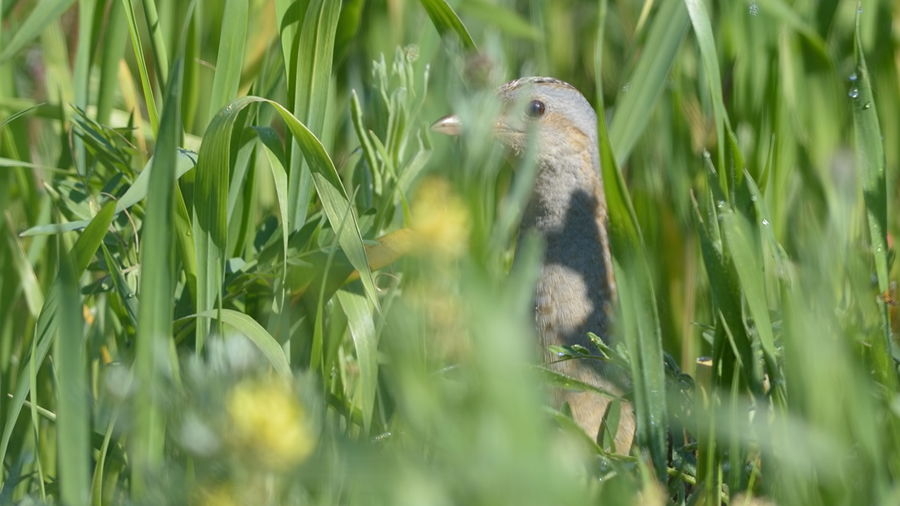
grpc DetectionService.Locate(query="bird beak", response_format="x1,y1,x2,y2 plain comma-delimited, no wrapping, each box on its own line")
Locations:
430,114,462,136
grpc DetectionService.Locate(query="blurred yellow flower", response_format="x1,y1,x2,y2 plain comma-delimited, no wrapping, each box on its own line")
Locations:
226,378,315,471
192,484,240,506
410,176,471,259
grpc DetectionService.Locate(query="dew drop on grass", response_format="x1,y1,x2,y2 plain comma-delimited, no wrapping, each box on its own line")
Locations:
716,200,726,209
849,88,859,99
849,72,858,82
751,194,758,202
863,102,871,109
762,219,769,226
748,2,759,15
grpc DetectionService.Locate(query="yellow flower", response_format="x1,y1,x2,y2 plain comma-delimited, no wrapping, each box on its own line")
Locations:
410,176,471,259
226,378,315,471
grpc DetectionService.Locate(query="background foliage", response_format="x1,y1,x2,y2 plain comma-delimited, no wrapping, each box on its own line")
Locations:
2,0,900,504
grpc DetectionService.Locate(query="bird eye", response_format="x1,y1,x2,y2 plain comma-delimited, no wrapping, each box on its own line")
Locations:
525,100,546,118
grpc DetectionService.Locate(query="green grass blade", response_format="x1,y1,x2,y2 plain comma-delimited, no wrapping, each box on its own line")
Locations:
608,0,689,166
19,151,196,237
96,0,128,124
5,218,44,316
120,0,160,134
418,0,477,50
851,6,899,398
54,239,90,506
336,287,377,433
208,0,248,115
194,309,291,376
0,201,115,468
684,0,728,176
140,0,170,86
287,0,341,230
0,0,77,63
131,56,183,500
852,11,889,313
268,99,381,313
596,0,667,476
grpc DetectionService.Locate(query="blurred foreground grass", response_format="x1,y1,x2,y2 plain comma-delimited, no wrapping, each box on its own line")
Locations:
2,0,900,505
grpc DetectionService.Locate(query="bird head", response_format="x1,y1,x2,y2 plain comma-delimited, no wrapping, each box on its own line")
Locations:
432,77,599,161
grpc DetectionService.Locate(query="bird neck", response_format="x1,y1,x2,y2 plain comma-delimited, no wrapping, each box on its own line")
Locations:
519,152,617,347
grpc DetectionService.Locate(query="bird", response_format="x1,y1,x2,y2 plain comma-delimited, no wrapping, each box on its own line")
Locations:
431,77,635,452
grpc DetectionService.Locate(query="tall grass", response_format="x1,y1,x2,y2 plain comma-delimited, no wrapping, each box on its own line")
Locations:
2,0,899,504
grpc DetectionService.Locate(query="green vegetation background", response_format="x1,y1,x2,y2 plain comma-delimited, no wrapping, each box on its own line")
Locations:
1,0,899,504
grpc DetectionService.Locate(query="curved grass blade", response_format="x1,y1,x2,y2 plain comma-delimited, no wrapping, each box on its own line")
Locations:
418,0,477,50
197,97,381,335
194,309,291,376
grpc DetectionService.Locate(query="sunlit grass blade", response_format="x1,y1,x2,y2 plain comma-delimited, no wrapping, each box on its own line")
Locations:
0,0,77,63
208,0,248,116
418,0,477,50
54,238,90,506
608,0,689,166
131,55,184,500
